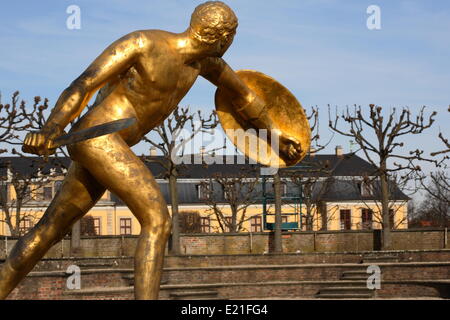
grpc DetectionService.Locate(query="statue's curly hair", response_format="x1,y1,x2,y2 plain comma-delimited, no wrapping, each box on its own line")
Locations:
190,1,238,44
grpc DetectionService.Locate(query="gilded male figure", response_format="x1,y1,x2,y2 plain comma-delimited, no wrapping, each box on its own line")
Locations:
0,1,301,299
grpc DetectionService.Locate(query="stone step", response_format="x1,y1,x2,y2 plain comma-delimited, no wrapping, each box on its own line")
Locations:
362,255,399,263
157,264,345,284
19,277,449,300
64,285,221,300
77,261,117,269
341,275,368,280
122,274,168,286
316,293,374,299
26,261,450,291
64,286,134,300
325,281,368,287
341,270,369,280
318,286,373,295
61,281,322,300
169,290,219,300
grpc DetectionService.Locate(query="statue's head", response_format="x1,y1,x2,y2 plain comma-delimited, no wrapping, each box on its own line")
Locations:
189,1,238,56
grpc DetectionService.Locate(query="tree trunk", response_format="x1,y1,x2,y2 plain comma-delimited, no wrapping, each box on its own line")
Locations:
380,162,391,250
169,173,181,255
273,173,283,253
231,206,238,233
70,220,81,256
305,201,313,231
318,202,328,231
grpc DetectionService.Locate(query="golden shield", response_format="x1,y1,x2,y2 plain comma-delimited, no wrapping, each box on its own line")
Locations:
215,70,311,168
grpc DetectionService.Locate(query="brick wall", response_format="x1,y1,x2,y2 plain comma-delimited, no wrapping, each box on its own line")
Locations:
0,228,448,259
4,255,450,300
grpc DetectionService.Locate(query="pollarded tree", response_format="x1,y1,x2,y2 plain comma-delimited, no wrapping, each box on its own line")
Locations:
142,106,218,254
285,159,334,231
416,171,449,227
0,92,67,236
430,106,450,160
329,104,436,249
200,168,260,233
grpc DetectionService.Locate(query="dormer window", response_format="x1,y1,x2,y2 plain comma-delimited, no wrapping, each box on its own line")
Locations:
358,179,374,197
196,183,211,200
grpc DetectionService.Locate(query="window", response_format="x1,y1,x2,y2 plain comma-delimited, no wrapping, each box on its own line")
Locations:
43,186,53,200
361,209,373,230
222,182,235,201
93,217,101,235
281,182,288,197
340,210,351,230
120,218,132,235
19,219,32,235
200,217,211,233
281,216,289,224
361,181,374,197
250,215,262,232
197,183,211,200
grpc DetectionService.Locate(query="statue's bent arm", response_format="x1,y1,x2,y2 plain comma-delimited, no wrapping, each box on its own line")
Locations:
42,31,147,134
200,57,274,131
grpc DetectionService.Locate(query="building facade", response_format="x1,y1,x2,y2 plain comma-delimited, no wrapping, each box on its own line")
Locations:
0,152,409,236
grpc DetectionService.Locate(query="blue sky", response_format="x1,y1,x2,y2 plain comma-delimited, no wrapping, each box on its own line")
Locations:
0,0,449,173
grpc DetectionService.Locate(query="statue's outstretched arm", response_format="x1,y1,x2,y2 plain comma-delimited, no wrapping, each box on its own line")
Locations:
42,31,147,134
200,57,302,161
199,57,274,132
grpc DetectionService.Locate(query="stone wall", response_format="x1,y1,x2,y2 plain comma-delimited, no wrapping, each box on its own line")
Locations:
0,228,448,259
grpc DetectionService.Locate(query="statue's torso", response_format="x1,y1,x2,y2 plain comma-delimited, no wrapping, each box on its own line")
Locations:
73,30,203,146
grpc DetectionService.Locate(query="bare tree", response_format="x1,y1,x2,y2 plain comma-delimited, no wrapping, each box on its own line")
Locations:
285,160,334,231
0,92,32,153
415,171,449,227
200,169,260,233
329,104,436,249
80,215,98,236
275,106,334,232
272,172,283,252
270,106,331,251
0,92,67,236
430,106,450,159
348,172,412,231
142,106,218,254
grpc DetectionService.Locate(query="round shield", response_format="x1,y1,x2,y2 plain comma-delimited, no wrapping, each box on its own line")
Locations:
215,70,311,168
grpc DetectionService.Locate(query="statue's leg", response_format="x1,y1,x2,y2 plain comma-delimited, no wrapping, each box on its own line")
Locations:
0,161,106,299
70,133,171,300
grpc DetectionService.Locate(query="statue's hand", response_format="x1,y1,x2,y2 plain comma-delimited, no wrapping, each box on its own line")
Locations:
279,133,302,161
22,127,61,156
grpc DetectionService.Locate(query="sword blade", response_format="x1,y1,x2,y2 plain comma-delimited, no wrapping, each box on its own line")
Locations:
53,117,136,148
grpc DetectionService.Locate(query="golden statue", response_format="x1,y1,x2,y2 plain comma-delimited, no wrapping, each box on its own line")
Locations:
0,1,309,300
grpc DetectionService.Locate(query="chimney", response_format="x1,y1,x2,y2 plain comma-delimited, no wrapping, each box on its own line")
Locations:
309,147,316,157
200,146,206,154
150,147,157,156
335,145,343,157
